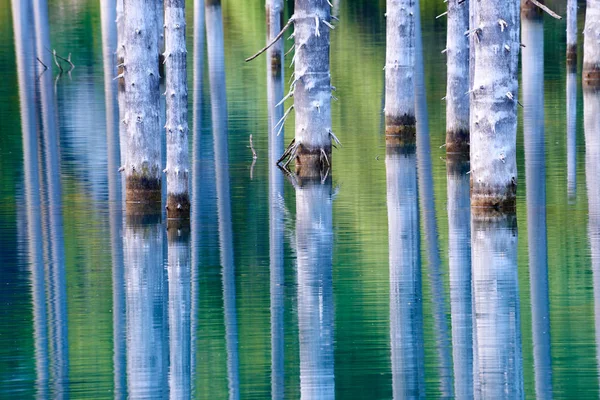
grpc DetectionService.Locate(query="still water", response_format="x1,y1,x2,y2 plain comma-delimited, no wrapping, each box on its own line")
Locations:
0,0,598,398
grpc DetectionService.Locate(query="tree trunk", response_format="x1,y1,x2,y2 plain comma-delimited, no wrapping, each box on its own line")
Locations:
267,0,285,162
123,0,162,211
445,0,470,153
124,216,168,398
567,0,577,63
567,67,577,199
167,223,192,399
583,0,600,88
117,0,127,169
293,0,333,176
296,177,335,398
386,145,425,399
385,0,416,141
471,213,524,399
522,11,553,398
164,0,190,219
470,0,520,209
446,155,473,400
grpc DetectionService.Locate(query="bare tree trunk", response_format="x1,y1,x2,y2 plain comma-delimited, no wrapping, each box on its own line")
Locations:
167,224,192,399
117,0,127,169
293,0,333,176
567,0,577,63
296,177,335,399
385,0,416,140
472,213,523,399
386,144,426,399
267,0,285,160
123,0,162,211
446,155,473,400
567,68,577,200
522,10,553,398
445,0,470,153
470,0,520,209
583,0,600,87
164,0,190,219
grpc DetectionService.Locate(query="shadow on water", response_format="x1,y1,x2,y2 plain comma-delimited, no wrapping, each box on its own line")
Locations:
472,212,524,399
295,176,335,399
386,143,425,399
522,11,552,399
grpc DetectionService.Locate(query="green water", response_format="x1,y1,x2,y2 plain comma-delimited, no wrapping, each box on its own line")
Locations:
0,0,598,398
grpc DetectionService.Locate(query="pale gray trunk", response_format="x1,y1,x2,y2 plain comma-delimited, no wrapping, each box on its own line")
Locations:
267,0,285,164
164,0,190,218
167,225,192,399
158,0,165,58
117,0,127,168
584,87,600,390
293,0,333,174
470,0,520,208
472,213,523,399
445,0,470,153
100,1,126,396
567,0,577,61
13,0,49,395
567,69,577,199
124,217,168,398
446,155,473,400
385,0,416,139
522,13,553,399
123,0,162,208
296,178,335,399
583,0,600,87
414,5,454,394
386,146,425,399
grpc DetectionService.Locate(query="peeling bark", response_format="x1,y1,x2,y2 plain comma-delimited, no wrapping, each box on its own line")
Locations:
165,0,190,219
385,0,416,138
583,0,600,88
470,0,520,210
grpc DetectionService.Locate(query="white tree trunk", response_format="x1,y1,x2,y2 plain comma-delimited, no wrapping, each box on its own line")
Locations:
446,155,473,400
386,146,426,398
583,0,600,87
164,0,190,219
567,70,577,199
167,225,192,399
567,0,577,62
385,0,416,139
471,213,523,399
267,0,285,164
522,13,553,398
293,0,333,175
124,217,168,398
296,178,335,399
445,0,470,153
117,0,127,170
123,0,162,209
470,0,520,209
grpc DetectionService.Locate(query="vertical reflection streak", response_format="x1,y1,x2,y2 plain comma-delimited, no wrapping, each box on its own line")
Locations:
567,67,577,200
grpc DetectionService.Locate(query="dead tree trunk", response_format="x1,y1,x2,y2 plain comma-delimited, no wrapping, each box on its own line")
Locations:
123,0,162,212
117,0,127,169
583,0,600,88
164,0,190,219
567,0,577,63
385,0,416,141
470,0,520,209
445,0,470,153
267,0,285,165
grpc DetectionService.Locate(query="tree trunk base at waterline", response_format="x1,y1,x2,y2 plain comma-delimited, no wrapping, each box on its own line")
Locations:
445,129,470,154
295,145,332,179
470,183,517,213
583,65,600,89
446,153,470,177
385,114,416,141
166,193,191,220
126,175,161,215
567,45,577,67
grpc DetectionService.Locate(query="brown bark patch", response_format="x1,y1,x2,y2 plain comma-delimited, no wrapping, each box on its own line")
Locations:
205,0,221,6
295,143,332,179
521,0,543,20
166,193,191,220
567,45,577,69
270,52,282,76
126,175,161,215
446,153,470,178
385,114,416,141
471,210,517,231
583,63,600,89
445,128,470,154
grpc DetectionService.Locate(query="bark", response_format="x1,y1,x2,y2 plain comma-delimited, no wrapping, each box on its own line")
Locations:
522,13,553,398
471,213,524,399
470,0,520,209
13,0,49,395
584,87,600,391
165,0,190,219
167,223,192,399
293,0,333,175
385,0,416,139
567,69,577,199
583,0,600,88
124,216,168,398
117,0,127,168
386,145,425,399
414,5,453,394
567,0,577,63
123,0,162,209
445,0,470,153
446,155,473,400
296,177,335,399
